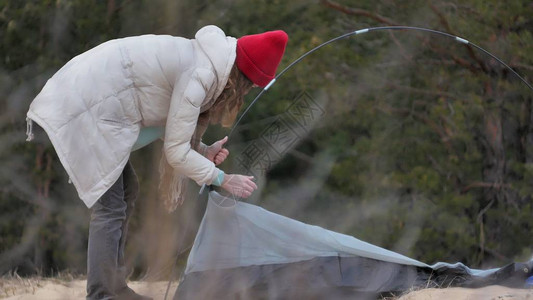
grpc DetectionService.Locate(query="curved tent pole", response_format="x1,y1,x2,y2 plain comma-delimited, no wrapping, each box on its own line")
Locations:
229,25,533,138
164,26,533,300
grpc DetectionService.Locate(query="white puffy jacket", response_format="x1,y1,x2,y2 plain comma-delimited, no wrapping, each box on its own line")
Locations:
26,25,235,208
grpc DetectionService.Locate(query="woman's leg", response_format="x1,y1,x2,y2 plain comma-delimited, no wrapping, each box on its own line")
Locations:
86,171,127,299
113,162,152,300
115,161,139,293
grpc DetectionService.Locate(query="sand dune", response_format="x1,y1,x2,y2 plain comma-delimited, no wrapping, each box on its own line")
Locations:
1,277,532,300
1,278,177,300
398,285,533,300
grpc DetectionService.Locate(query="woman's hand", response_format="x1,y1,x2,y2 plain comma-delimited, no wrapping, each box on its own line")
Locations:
206,136,229,165
221,174,257,198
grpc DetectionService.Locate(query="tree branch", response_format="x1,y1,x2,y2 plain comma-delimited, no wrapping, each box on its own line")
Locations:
387,31,413,62
429,3,488,73
461,181,511,193
427,39,482,74
388,83,458,100
476,197,495,264
106,0,116,24
482,246,509,262
320,0,398,26
377,104,455,152
320,1,413,63
511,62,533,72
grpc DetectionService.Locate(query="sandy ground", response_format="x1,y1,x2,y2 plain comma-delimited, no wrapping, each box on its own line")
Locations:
398,285,533,300
0,278,178,300
1,277,532,300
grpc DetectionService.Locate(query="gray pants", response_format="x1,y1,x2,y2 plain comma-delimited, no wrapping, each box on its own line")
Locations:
87,162,139,300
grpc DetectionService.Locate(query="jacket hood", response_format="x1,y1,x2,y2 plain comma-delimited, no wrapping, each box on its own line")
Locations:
195,25,237,105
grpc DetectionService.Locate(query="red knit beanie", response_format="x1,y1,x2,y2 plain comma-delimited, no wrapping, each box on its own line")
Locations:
236,30,289,87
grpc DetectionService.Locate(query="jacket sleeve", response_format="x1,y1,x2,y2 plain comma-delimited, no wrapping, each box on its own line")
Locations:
164,68,220,185
197,142,208,157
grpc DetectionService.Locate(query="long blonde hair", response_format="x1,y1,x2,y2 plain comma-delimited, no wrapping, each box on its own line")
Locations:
208,64,254,127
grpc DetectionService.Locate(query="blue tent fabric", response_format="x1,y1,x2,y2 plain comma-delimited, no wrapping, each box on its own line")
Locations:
174,191,532,299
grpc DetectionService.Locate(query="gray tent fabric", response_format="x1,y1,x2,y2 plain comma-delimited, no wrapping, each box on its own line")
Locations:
175,191,532,299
